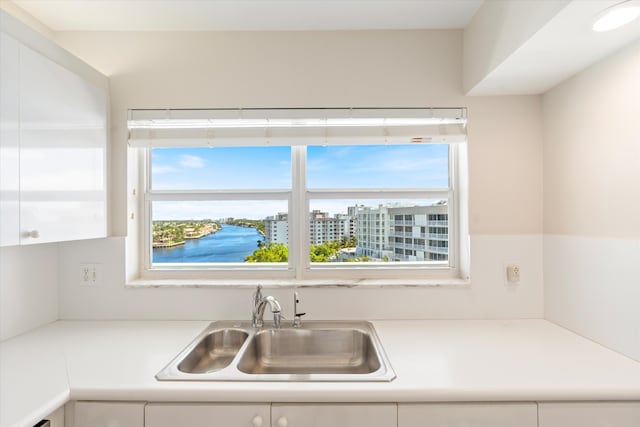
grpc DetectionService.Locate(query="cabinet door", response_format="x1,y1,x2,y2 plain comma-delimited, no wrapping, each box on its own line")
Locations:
145,403,270,427
72,401,145,427
42,405,64,427
272,403,397,427
0,32,20,247
19,43,107,244
538,402,640,427
399,403,538,427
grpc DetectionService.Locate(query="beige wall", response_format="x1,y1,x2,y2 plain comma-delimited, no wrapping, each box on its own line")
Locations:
543,40,640,361
53,30,543,237
543,40,640,238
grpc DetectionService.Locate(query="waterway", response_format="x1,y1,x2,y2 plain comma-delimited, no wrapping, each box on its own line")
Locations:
153,224,265,263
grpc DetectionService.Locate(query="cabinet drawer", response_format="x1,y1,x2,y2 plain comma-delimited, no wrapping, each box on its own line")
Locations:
72,401,145,427
538,402,640,427
399,403,538,427
272,403,397,427
145,403,270,427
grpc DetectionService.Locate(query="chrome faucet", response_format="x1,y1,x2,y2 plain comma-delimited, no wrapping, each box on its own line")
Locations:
251,285,282,328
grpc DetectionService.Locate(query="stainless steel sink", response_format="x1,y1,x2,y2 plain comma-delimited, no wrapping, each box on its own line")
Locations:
178,328,248,373
237,328,380,375
156,321,395,382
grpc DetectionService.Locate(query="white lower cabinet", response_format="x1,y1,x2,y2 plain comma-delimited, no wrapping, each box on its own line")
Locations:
68,400,640,427
69,401,145,427
37,405,64,427
398,403,538,427
144,403,396,427
145,403,270,427
271,403,397,427
538,402,640,427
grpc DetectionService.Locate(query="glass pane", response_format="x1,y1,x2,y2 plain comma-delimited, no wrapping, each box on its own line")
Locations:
151,146,291,190
308,199,448,263
152,200,288,264
307,144,449,189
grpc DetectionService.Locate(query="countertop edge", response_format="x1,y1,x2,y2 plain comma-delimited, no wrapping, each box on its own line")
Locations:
4,319,640,427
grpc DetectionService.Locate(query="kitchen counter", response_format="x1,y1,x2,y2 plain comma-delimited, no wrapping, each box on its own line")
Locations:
2,319,640,427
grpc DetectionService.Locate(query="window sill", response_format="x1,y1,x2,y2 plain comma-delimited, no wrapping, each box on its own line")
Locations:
125,277,471,289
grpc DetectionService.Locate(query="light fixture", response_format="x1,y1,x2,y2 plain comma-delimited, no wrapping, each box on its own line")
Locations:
592,0,640,32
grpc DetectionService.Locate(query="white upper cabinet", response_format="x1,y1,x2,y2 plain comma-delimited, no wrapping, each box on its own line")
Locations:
0,32,20,247
18,42,107,244
0,11,108,246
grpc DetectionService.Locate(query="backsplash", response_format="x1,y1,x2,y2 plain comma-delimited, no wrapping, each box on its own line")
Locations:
57,235,543,321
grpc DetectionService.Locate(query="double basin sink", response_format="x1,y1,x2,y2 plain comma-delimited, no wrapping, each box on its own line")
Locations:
156,321,395,382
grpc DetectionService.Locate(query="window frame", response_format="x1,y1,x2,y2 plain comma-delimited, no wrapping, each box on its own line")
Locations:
136,143,464,284
127,107,469,286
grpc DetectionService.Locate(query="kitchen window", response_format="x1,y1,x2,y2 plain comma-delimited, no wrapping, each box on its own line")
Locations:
127,108,469,284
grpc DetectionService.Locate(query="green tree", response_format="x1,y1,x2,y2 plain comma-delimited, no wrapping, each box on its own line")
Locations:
310,241,341,262
245,243,288,262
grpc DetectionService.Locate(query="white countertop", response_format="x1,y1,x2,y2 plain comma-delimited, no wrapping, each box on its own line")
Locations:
2,319,640,427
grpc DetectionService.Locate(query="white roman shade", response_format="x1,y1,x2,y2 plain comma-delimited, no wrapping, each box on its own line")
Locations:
127,108,467,147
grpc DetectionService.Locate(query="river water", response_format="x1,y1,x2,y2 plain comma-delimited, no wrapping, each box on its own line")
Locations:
153,224,265,263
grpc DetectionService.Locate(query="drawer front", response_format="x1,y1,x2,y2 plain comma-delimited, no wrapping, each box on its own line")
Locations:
272,403,397,427
145,403,270,427
73,402,145,427
538,402,640,427
399,403,538,427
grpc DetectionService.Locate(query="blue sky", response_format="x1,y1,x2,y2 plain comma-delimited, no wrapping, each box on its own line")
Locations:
151,145,448,219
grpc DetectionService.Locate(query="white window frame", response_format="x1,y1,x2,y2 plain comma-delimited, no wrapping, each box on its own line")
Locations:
128,108,469,286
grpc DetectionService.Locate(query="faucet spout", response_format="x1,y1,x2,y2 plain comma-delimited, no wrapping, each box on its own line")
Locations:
251,287,282,328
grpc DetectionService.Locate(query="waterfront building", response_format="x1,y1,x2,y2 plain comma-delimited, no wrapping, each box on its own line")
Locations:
265,203,447,262
264,212,289,245
357,202,448,262
356,205,393,260
264,209,357,246
309,210,356,245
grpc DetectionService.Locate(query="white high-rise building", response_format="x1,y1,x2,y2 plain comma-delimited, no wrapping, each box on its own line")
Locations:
309,210,356,245
264,209,357,246
265,203,447,262
264,212,288,245
357,202,448,261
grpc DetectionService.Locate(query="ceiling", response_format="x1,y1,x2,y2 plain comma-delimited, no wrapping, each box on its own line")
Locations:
468,0,640,95
11,0,484,31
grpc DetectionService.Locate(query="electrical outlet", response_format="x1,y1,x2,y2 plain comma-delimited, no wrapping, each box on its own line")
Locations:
505,263,521,285
79,263,101,286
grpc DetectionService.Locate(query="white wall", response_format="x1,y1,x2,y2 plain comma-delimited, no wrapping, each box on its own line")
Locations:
51,30,544,321
463,0,570,94
58,235,542,320
0,243,59,340
543,40,640,361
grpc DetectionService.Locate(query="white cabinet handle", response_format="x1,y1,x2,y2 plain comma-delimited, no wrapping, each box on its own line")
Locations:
276,416,288,427
251,415,263,427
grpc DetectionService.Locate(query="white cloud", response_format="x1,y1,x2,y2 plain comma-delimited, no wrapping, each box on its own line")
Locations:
153,165,179,174
179,155,206,169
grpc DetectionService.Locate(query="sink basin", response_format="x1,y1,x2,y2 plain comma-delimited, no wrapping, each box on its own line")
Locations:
156,321,395,382
237,328,380,375
178,328,248,373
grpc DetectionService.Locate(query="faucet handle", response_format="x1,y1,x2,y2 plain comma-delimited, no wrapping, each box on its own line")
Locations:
253,285,263,304
293,291,306,327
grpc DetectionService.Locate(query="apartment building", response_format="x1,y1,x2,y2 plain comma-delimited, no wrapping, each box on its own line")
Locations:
264,212,289,245
357,202,448,262
264,209,357,246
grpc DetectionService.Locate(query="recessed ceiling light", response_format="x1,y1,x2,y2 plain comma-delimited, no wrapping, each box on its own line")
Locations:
593,0,640,32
